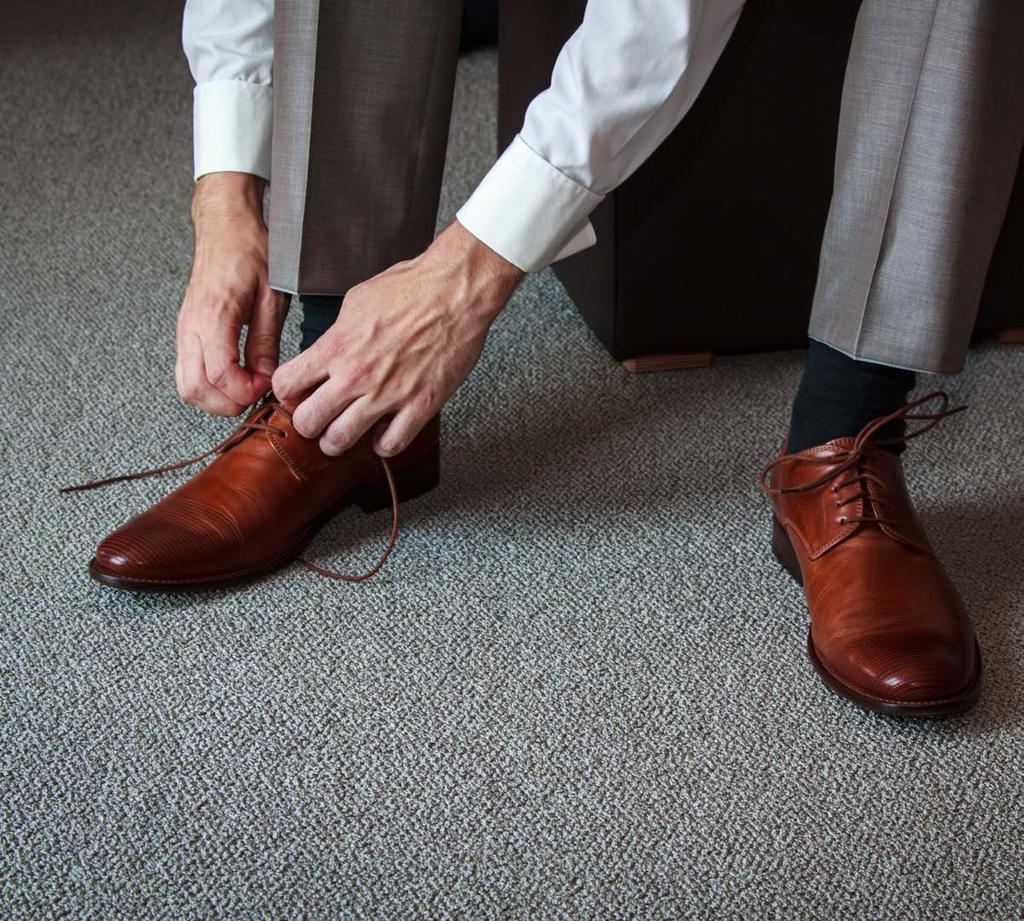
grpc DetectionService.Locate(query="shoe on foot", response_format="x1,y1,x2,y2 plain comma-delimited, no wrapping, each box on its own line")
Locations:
67,395,440,591
761,392,980,717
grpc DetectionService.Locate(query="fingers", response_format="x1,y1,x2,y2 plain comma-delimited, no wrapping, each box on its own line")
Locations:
373,401,433,458
176,331,247,416
291,377,356,440
319,396,386,456
203,310,263,408
272,343,330,408
244,286,288,383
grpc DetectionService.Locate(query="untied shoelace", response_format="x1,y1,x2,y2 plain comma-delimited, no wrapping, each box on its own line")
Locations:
61,394,399,582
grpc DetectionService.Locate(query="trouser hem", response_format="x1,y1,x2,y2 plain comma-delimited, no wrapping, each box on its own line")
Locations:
806,334,964,376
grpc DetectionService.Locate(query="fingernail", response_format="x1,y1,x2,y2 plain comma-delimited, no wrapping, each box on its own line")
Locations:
256,359,276,376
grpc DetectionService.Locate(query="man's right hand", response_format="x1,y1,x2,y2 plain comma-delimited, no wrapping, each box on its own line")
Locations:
175,172,288,416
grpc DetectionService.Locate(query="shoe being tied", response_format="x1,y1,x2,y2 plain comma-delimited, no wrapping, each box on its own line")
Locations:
64,395,440,591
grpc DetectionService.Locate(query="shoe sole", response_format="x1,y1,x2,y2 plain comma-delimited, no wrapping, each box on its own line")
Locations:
770,517,981,718
87,448,441,593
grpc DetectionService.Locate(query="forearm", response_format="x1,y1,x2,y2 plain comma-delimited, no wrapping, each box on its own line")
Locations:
457,0,748,273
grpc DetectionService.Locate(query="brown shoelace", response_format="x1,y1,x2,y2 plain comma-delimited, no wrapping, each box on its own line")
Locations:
760,390,965,528
61,394,399,582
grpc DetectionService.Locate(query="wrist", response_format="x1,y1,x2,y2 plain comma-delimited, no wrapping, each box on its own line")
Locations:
430,221,524,319
192,172,265,227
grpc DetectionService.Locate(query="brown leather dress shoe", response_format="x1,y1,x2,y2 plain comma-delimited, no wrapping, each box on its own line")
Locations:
761,392,980,717
67,396,439,591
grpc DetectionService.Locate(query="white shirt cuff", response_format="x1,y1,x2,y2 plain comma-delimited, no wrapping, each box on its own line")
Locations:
193,80,273,181
456,135,603,273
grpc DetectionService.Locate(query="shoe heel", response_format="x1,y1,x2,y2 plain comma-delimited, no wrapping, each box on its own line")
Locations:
354,448,441,513
771,517,803,586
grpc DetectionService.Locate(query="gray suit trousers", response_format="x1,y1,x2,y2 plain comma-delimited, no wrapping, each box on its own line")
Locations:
268,0,463,295
268,0,1023,374
809,0,1024,373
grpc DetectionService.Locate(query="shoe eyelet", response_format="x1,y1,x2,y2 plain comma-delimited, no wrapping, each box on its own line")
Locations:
838,516,847,525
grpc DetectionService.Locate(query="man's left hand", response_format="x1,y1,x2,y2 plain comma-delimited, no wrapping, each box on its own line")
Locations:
272,220,524,457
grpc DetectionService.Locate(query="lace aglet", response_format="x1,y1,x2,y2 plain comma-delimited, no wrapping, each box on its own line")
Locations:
60,473,137,494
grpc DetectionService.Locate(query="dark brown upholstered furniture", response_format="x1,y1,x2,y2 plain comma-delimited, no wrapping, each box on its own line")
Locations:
497,0,1024,367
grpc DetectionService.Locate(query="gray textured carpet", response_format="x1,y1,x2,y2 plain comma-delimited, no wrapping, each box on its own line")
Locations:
3,3,1024,918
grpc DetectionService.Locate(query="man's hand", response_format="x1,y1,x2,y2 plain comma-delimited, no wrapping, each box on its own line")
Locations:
175,172,288,416
272,221,524,457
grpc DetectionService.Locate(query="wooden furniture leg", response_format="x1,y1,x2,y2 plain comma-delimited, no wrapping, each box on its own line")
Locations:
622,352,715,373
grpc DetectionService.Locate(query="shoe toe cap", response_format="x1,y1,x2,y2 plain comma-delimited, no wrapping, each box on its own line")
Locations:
92,503,237,586
93,523,182,585
822,628,979,707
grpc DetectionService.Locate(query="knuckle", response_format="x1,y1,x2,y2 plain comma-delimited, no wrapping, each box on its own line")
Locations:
322,424,353,455
392,380,416,403
378,431,405,456
320,435,344,456
271,368,291,395
413,390,435,414
208,366,230,388
178,379,201,403
291,412,315,439
338,363,371,391
200,301,243,330
318,336,344,360
213,296,243,316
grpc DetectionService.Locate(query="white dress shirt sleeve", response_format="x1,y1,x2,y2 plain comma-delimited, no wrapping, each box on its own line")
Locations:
182,0,275,181
457,0,748,273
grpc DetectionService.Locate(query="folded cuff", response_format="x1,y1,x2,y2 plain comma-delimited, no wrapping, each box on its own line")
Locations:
193,80,273,181
456,135,603,273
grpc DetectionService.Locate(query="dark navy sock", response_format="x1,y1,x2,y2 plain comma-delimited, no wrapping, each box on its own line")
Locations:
298,294,343,352
787,340,916,454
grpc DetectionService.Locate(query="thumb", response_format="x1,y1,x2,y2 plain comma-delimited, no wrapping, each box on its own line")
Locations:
245,285,289,379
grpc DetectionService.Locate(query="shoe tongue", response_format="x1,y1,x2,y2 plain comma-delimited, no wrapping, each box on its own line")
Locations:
781,434,856,460
810,435,856,456
775,436,855,489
